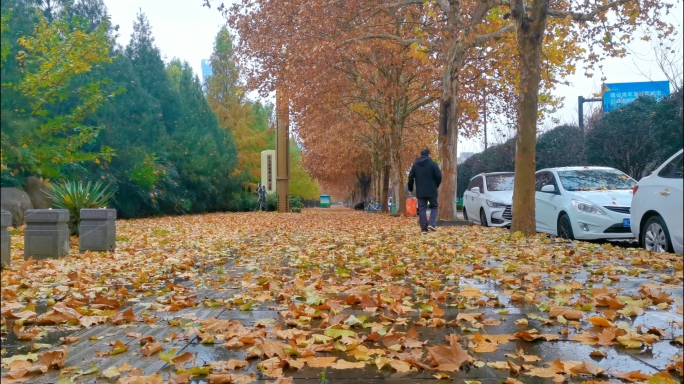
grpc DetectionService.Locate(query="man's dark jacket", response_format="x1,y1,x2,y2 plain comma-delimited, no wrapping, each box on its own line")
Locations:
407,156,442,198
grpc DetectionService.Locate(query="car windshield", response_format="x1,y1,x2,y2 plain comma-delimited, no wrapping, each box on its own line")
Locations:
557,169,636,191
486,174,515,191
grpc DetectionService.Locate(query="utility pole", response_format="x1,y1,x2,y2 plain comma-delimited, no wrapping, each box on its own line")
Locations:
578,95,603,132
276,88,290,213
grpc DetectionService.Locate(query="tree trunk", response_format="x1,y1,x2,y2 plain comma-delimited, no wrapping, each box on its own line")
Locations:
437,94,459,219
388,128,407,215
437,102,458,220
437,43,466,221
510,0,548,236
381,165,390,212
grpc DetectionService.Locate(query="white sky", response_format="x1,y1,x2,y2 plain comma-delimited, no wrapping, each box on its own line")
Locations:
104,0,683,156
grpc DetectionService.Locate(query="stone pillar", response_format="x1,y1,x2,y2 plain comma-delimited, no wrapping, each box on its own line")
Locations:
1,210,11,267
79,208,116,252
24,209,70,259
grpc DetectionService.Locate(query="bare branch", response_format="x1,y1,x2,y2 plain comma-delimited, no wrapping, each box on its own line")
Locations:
545,0,632,21
472,24,514,44
341,34,423,47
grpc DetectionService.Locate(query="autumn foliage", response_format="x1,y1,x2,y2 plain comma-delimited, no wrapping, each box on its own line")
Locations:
1,209,683,382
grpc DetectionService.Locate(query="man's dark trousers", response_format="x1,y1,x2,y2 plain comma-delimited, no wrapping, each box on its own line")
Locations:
417,197,438,231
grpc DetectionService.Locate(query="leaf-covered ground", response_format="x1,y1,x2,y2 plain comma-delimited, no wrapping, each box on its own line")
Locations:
1,208,682,384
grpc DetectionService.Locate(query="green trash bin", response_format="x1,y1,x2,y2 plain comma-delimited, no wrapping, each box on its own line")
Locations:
320,194,330,208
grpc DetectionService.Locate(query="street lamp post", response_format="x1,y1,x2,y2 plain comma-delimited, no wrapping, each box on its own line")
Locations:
578,95,603,133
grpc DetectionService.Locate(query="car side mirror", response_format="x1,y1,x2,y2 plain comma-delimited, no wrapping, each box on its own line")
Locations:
471,187,481,193
541,184,556,193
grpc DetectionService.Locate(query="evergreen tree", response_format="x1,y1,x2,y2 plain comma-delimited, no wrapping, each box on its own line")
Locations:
166,59,238,212
126,11,181,135
0,0,119,182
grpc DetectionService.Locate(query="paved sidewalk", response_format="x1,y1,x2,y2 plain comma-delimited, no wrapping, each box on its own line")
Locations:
1,210,682,383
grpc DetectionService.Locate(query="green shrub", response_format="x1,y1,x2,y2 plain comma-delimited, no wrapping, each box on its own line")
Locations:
228,192,258,212
46,180,114,236
289,195,303,210
263,193,304,212
266,193,278,211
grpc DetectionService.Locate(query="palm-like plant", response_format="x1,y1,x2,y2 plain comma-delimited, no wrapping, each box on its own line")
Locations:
46,180,114,236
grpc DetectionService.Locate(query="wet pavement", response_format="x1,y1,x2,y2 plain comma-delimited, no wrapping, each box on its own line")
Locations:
1,210,682,383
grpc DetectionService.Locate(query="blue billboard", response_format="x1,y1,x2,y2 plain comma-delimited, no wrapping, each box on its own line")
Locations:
603,81,670,112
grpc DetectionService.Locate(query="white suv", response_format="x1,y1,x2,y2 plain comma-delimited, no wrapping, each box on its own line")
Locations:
631,149,683,254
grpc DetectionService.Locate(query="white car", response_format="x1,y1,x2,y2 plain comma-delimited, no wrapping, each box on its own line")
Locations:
462,172,514,227
631,149,683,254
535,167,637,240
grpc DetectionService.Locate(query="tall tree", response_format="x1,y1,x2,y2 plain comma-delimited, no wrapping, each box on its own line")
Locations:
126,11,181,135
166,59,239,212
216,0,575,218
289,145,321,200
587,95,682,179
206,27,270,188
535,125,585,170
0,0,121,180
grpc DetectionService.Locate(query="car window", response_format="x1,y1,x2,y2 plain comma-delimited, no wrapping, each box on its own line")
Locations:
657,153,683,179
469,176,483,191
485,173,514,191
535,172,555,191
557,169,635,191
467,177,477,191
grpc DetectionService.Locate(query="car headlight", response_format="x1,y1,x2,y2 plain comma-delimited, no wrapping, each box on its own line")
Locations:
571,199,605,215
486,200,508,208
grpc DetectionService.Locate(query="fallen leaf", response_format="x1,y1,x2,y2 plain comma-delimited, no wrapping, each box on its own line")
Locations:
388,359,411,372
140,341,162,356
611,370,652,382
171,352,197,370
549,305,584,320
426,334,473,371
568,360,605,376
168,372,191,384
102,365,120,379
210,359,249,371
37,346,69,369
586,316,614,327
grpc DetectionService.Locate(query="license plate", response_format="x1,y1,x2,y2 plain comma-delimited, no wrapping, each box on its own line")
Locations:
623,218,630,228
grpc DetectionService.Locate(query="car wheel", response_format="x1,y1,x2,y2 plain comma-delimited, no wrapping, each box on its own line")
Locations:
557,213,574,240
642,215,672,253
480,209,488,227
463,208,468,221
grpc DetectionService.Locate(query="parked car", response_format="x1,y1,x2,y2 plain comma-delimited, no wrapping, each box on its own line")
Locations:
463,172,514,227
631,149,683,254
534,167,636,240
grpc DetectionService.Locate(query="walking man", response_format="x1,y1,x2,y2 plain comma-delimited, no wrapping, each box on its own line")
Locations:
408,149,442,234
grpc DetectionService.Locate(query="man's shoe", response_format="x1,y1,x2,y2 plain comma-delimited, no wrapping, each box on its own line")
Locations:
428,225,437,232
421,230,428,235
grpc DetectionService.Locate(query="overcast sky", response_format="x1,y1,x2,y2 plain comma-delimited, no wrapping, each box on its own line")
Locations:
104,0,683,156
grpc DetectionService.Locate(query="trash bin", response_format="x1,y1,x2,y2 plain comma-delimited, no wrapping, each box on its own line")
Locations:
320,194,331,208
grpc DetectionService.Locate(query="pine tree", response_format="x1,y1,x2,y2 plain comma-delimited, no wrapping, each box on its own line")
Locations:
166,59,238,212
126,11,181,135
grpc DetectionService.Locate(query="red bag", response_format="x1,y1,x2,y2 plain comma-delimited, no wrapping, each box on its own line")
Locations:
406,197,418,215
